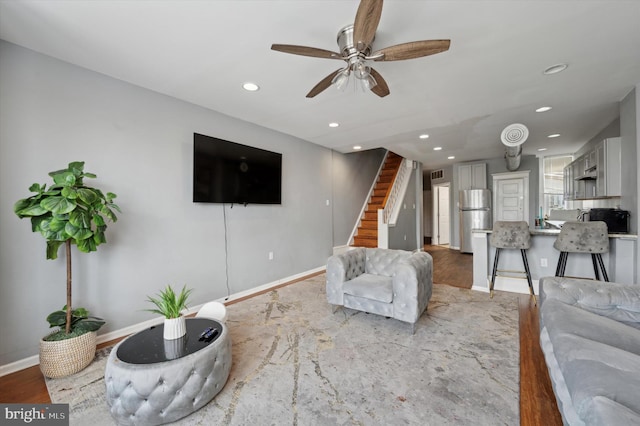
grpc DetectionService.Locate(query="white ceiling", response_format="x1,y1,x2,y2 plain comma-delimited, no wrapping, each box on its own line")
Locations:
1,0,639,170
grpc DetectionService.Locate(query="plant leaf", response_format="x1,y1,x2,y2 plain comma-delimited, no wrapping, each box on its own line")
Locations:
69,210,92,228
61,186,78,199
46,310,67,327
46,241,64,260
77,188,99,205
74,318,106,332
41,196,77,214
76,237,97,253
51,171,76,187
15,203,48,217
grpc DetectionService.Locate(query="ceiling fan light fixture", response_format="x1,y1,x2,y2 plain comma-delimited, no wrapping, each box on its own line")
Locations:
359,72,377,91
332,68,351,91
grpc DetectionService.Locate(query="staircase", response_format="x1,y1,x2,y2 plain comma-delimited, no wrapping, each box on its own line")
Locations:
352,152,403,248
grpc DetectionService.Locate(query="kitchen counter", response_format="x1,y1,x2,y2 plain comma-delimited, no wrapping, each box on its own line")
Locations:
471,229,637,295
473,228,637,238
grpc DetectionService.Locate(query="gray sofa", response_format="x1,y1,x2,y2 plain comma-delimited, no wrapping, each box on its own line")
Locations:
539,276,640,425
326,247,433,333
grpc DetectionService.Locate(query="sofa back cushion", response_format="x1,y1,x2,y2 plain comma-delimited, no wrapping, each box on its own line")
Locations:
365,248,411,276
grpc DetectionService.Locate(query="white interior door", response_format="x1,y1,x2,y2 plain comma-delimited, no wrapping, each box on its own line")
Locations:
437,186,450,245
492,171,529,224
432,184,450,245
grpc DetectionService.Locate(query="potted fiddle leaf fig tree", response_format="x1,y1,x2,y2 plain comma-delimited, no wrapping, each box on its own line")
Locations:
14,161,120,378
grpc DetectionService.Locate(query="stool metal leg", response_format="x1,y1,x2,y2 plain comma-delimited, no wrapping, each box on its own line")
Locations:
591,254,600,281
521,249,537,305
555,252,568,277
595,254,609,282
490,248,501,298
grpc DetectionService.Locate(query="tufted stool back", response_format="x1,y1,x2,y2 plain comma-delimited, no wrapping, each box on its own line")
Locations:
553,221,609,254
553,221,610,281
489,221,536,303
490,221,531,249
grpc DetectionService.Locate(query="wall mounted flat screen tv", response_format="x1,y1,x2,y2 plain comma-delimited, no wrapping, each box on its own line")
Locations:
193,133,282,204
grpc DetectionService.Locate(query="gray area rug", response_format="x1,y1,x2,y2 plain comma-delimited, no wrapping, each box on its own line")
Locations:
47,274,519,425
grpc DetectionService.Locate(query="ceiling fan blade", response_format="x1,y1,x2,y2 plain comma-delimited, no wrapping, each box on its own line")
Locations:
369,68,390,97
372,39,451,61
306,69,342,98
353,0,383,51
271,44,342,59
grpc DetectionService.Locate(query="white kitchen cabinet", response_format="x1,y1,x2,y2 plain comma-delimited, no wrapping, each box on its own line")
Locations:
563,164,573,200
458,163,487,190
596,137,621,197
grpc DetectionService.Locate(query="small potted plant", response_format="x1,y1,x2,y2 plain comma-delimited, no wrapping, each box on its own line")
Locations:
14,161,120,378
146,285,193,340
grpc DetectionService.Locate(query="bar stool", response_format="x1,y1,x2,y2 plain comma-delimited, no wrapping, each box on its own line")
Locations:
554,221,609,281
490,221,536,304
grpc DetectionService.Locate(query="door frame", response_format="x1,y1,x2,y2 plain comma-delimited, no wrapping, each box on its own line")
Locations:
432,182,451,245
491,171,530,224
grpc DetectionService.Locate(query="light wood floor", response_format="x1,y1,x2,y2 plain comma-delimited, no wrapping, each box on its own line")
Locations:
0,247,563,425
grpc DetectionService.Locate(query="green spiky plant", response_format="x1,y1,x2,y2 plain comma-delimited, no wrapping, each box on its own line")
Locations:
14,161,120,340
146,285,193,319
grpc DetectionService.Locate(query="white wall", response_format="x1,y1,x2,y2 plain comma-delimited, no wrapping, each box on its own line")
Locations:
0,41,371,365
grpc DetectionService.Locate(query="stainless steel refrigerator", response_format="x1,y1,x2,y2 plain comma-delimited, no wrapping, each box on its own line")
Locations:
459,189,491,253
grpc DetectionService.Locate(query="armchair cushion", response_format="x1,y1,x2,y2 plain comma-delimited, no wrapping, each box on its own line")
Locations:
343,274,393,303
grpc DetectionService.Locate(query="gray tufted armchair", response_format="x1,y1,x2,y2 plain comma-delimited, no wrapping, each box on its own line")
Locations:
326,248,433,333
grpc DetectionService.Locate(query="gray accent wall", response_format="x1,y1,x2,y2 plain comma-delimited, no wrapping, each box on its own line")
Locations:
331,149,386,247
388,166,420,251
0,41,371,365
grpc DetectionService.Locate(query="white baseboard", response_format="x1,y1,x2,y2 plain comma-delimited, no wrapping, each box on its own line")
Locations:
0,265,326,378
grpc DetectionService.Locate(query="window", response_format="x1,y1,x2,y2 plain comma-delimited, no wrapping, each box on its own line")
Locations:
542,155,572,216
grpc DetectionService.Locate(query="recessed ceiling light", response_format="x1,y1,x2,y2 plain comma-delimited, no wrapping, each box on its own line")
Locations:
543,63,568,75
329,122,340,128
548,134,561,138
538,148,548,151
242,82,260,91
536,106,552,113
448,156,455,159
419,134,430,139
434,147,442,151
353,145,362,150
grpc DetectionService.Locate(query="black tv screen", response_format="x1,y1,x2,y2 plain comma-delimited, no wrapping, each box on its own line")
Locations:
193,133,282,204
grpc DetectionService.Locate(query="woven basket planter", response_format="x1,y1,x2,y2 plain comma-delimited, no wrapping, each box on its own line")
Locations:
39,330,97,378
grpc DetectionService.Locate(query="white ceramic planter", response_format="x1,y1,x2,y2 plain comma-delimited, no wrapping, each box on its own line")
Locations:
163,316,186,340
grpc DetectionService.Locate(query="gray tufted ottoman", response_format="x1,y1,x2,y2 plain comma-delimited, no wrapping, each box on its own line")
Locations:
105,318,231,425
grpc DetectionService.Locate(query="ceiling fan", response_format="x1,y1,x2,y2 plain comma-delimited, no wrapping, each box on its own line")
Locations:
271,0,450,98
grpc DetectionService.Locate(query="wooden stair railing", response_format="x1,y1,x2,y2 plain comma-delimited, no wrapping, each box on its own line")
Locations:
352,152,403,248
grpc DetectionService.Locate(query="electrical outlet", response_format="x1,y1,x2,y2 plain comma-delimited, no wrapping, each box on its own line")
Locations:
269,252,274,260
540,258,548,267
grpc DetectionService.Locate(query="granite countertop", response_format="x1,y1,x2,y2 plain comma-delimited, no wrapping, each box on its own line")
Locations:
472,228,637,239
